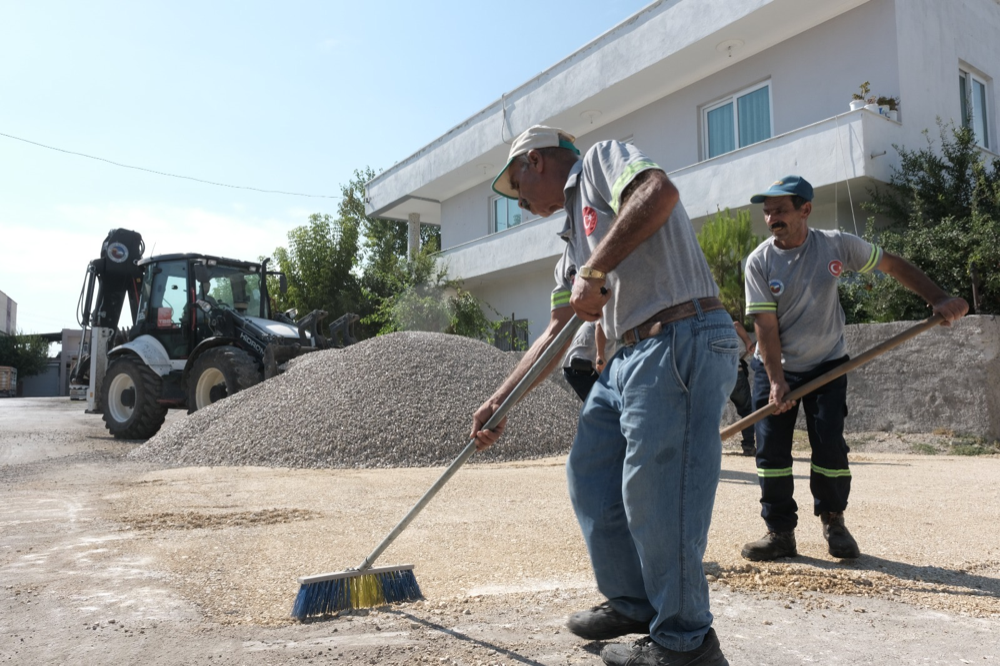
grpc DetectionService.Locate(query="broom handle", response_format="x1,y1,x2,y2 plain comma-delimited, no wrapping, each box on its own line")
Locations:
356,315,586,572
720,313,944,440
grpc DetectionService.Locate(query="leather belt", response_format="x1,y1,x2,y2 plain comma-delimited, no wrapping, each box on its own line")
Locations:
621,297,725,347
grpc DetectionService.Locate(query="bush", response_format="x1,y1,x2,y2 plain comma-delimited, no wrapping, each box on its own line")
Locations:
0,332,50,378
840,121,1000,323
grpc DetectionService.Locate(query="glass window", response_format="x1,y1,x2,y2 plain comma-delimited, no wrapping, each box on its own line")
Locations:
706,103,735,158
704,82,772,159
960,69,991,150
144,259,188,329
196,263,265,317
492,196,523,233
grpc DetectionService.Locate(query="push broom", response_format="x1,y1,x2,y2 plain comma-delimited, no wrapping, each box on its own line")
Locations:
292,315,586,619
720,313,945,440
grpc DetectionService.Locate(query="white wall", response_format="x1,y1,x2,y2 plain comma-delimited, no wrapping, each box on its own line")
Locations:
437,0,903,252
896,0,1000,153
441,183,491,249
465,267,556,345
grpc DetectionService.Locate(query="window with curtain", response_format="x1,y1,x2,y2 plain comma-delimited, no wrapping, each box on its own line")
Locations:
703,82,772,159
960,69,991,150
492,195,523,233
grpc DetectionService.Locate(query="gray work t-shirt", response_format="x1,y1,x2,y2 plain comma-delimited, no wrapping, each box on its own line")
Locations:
745,228,882,372
551,141,719,343
564,320,597,366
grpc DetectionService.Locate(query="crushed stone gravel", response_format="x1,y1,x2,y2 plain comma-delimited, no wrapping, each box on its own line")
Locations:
130,331,581,469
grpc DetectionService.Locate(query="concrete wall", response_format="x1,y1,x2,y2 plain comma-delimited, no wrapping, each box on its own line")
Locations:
0,289,16,336
723,316,1000,440
844,315,1000,438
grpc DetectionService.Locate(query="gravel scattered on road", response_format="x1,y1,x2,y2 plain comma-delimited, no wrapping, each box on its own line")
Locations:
130,332,580,469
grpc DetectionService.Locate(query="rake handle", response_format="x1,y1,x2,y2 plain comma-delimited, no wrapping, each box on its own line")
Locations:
356,315,586,572
720,314,944,441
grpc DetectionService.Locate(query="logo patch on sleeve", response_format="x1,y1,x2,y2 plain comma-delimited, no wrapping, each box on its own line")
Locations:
828,260,843,277
583,207,598,236
768,279,784,296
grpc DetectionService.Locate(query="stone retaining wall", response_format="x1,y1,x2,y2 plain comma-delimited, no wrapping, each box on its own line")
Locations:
841,314,999,438
722,315,1000,440
527,315,1000,440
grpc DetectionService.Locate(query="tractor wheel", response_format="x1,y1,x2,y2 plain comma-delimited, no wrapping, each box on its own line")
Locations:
187,346,261,413
101,356,168,440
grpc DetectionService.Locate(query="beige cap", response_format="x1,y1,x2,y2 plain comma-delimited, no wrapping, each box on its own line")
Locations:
491,125,580,199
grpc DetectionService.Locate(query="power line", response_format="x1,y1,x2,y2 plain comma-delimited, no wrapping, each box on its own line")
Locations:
0,130,340,199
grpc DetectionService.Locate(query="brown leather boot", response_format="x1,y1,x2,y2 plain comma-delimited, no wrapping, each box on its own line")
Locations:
740,530,797,561
821,511,861,559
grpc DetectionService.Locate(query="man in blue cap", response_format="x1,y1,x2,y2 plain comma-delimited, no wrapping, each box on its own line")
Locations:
472,125,738,666
741,175,968,562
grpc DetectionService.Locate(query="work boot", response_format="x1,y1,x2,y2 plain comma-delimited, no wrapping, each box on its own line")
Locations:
567,601,648,640
601,628,729,666
741,441,756,457
821,511,861,559
740,530,797,561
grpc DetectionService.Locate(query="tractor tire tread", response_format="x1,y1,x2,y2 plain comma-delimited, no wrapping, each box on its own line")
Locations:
101,356,168,440
187,346,261,413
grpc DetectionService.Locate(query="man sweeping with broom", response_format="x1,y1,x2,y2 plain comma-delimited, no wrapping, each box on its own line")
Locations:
472,126,738,666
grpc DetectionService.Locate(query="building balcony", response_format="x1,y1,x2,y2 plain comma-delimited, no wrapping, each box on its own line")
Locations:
440,108,903,282
439,214,568,282
673,108,904,221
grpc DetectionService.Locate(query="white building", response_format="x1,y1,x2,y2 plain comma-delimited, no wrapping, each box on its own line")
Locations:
0,289,16,336
366,0,999,344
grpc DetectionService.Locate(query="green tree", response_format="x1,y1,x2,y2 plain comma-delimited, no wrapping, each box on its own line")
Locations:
0,332,50,378
697,207,762,326
271,212,364,329
367,244,499,341
839,121,1000,322
341,167,441,326
269,167,501,344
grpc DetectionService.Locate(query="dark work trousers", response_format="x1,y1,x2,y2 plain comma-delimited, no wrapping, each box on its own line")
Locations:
750,355,851,533
729,359,755,451
563,367,600,402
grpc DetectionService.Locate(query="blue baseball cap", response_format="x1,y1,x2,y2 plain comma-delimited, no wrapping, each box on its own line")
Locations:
750,175,814,204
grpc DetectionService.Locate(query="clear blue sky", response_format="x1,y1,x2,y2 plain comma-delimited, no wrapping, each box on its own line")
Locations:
0,1,652,337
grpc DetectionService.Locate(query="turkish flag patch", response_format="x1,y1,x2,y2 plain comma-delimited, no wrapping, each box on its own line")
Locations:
828,260,843,277
583,206,598,236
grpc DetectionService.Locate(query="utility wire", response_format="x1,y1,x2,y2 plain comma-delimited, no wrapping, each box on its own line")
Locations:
0,130,340,199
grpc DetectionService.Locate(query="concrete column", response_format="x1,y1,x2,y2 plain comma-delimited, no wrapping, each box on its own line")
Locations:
407,213,421,259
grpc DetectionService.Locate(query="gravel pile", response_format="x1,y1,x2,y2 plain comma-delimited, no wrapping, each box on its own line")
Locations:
130,331,581,469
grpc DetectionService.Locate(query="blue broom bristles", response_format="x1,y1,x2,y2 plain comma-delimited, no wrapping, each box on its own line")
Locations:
291,566,422,620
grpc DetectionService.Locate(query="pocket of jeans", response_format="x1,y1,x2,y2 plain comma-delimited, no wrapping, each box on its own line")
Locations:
709,335,740,356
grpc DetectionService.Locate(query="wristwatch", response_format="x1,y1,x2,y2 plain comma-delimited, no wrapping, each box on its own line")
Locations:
578,265,607,280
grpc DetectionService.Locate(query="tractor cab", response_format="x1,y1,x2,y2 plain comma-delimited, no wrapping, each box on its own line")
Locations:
132,254,298,360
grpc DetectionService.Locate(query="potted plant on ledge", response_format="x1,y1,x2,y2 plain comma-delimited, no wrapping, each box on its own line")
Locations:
850,81,870,111
877,95,900,121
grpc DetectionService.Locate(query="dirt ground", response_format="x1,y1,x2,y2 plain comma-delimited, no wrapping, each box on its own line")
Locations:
1,398,998,665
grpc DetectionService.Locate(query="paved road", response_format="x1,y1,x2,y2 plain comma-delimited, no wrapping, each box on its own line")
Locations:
1,397,997,665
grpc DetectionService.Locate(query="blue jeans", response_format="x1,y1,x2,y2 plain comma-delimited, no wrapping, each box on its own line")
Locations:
567,308,738,652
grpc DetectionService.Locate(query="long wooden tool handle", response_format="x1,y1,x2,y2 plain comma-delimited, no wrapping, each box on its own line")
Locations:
356,315,585,572
720,314,944,441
